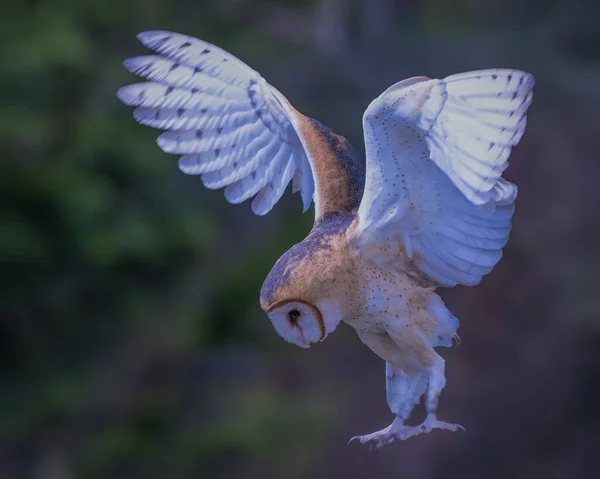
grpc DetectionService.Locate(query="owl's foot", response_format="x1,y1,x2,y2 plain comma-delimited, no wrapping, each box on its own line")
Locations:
348,415,464,449
409,413,465,436
348,417,419,449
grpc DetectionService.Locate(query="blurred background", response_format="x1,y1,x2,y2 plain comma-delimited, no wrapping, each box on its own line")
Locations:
2,0,600,477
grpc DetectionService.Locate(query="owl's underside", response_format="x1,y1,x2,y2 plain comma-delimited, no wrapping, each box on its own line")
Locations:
118,31,534,447
257,122,463,444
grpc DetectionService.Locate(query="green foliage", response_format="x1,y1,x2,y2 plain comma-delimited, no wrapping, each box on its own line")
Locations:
0,1,323,474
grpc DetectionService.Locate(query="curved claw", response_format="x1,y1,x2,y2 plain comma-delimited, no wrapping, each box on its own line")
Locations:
419,414,465,434
348,434,392,450
347,417,418,449
368,442,379,453
349,416,465,449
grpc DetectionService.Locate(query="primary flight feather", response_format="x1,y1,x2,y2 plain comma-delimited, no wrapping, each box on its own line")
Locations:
118,31,534,448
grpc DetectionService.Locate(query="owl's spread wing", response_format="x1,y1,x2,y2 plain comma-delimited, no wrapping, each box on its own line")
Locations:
118,31,363,219
351,70,534,287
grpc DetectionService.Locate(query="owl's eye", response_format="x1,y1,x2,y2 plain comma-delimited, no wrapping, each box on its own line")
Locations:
288,309,301,323
266,301,325,348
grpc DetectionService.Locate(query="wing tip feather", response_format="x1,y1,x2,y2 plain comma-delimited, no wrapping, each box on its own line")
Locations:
137,30,173,46
116,84,139,106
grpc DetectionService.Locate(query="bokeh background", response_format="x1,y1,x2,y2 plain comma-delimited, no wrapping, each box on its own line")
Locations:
2,0,600,477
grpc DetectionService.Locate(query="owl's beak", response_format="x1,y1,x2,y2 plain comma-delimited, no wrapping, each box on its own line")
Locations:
297,329,311,348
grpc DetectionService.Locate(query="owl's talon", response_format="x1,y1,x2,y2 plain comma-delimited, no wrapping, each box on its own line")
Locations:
348,417,416,448
347,435,361,445
349,415,465,448
411,413,465,435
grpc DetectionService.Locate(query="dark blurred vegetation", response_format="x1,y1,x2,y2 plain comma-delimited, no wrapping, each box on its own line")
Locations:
2,0,600,478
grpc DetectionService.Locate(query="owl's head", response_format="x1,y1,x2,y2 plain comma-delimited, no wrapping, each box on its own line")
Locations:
260,222,349,348
265,299,342,348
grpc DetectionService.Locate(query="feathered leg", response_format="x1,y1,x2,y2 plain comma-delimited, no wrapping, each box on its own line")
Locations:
350,328,463,448
348,364,428,448
386,328,465,438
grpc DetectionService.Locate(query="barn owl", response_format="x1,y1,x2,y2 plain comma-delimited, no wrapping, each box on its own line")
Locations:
118,31,534,448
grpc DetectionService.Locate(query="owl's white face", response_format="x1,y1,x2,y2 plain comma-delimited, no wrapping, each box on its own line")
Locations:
267,299,342,348
267,300,323,348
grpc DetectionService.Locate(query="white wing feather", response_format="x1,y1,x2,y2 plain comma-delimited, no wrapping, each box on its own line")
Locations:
117,31,315,215
354,69,534,287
